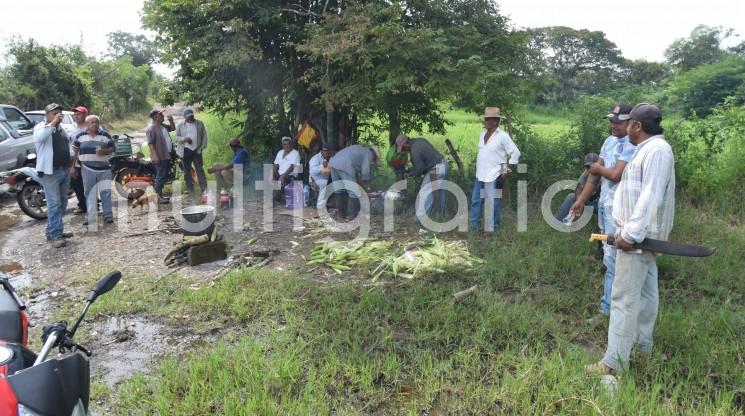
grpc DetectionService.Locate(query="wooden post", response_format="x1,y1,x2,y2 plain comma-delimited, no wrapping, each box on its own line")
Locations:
445,139,465,177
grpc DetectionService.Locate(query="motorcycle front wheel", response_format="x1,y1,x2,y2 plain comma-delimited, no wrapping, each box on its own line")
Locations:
114,168,149,200
17,183,47,220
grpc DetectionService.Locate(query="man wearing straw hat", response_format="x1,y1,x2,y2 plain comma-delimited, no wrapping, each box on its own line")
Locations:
469,106,521,231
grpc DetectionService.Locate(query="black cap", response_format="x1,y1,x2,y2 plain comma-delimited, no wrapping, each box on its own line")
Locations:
44,103,63,113
629,103,662,128
583,152,599,167
321,142,336,152
606,104,632,123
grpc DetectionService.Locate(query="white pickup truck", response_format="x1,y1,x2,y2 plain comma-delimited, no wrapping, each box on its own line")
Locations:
0,104,37,172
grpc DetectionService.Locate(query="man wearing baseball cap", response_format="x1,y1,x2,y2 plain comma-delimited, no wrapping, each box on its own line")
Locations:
33,103,73,248
586,103,675,376
146,108,176,204
571,104,636,318
174,108,208,195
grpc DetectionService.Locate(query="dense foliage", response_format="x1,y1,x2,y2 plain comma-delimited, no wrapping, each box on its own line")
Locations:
0,36,158,119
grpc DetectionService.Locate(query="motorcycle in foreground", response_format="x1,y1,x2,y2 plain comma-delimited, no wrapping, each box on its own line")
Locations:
0,270,122,416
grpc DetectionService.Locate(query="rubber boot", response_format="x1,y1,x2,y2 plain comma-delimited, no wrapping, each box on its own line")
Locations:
337,193,348,219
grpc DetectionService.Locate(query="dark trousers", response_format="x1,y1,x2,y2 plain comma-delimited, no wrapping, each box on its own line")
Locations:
71,166,86,210
155,159,170,195
182,148,208,194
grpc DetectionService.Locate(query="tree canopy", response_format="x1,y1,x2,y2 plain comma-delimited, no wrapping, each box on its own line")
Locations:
142,0,525,148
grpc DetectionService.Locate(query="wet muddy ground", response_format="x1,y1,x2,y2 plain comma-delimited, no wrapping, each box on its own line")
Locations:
0,184,402,400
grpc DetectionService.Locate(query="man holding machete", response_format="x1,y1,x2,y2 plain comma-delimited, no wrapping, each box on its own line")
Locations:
586,103,675,376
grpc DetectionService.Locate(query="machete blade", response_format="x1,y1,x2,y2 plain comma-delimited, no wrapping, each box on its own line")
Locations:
589,234,716,257
635,239,716,257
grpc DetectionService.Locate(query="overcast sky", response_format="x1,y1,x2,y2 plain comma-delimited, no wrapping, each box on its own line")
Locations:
1,0,743,73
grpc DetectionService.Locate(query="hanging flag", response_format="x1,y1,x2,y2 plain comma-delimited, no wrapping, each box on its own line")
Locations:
296,121,318,150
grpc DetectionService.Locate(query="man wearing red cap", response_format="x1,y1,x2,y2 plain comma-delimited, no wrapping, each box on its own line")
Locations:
69,106,90,214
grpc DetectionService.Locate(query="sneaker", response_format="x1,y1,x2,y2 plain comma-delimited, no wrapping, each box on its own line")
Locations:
62,232,74,238
585,361,617,376
104,217,114,224
73,207,86,215
586,312,609,326
51,239,66,248
82,220,89,226
158,197,170,205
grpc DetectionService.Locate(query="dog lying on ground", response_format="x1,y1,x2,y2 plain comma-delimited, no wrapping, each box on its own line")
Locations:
131,193,159,211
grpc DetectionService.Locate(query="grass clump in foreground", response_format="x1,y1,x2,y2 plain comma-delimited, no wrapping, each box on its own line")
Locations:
104,203,744,415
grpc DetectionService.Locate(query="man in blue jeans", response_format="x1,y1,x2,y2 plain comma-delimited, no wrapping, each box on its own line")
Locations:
146,108,176,204
470,107,521,231
33,103,73,248
571,104,636,317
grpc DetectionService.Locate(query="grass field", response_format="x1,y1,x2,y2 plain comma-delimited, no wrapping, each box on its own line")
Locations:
98,108,743,415
99,205,743,415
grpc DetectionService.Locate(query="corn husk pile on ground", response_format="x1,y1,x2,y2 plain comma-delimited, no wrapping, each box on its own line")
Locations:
307,239,393,274
308,237,484,279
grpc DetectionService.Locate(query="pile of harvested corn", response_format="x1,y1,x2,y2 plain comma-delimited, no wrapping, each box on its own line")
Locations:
307,239,393,274
307,237,484,279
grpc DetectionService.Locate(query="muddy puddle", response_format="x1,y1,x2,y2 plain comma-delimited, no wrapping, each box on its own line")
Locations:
89,315,220,388
89,316,170,387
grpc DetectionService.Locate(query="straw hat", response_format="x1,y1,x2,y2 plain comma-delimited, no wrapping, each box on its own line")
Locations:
480,107,502,120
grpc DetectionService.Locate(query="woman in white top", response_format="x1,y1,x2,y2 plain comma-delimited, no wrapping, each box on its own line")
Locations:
469,107,521,231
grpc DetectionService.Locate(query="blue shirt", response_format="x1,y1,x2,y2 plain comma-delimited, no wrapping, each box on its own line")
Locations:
232,148,249,167
599,135,636,208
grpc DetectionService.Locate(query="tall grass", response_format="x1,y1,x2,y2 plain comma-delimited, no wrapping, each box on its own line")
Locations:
103,203,743,415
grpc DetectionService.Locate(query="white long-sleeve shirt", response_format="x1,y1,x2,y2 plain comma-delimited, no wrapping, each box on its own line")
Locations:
475,128,520,182
309,152,330,183
612,135,675,244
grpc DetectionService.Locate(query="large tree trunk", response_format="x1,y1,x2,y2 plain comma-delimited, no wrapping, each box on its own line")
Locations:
325,103,336,150
388,110,401,145
277,87,290,138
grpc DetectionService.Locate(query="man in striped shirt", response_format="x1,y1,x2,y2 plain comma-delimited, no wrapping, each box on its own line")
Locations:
586,103,675,376
71,115,116,227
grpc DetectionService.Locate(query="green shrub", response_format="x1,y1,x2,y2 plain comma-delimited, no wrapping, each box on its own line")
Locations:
666,100,745,213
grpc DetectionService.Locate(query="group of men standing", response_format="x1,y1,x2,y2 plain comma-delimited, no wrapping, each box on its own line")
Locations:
566,103,676,376
33,104,116,248
32,100,677,379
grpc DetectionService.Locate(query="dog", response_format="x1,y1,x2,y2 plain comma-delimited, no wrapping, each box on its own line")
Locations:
131,193,159,211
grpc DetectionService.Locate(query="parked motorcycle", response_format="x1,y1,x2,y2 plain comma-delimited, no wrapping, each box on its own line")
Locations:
0,163,48,220
110,134,192,200
0,270,122,416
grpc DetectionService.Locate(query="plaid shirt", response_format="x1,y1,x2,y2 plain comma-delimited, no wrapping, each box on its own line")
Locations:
598,135,636,208
612,135,675,244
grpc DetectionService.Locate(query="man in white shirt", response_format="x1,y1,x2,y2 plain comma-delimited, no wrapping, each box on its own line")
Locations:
174,108,208,195
469,107,520,231
309,143,334,207
272,136,301,203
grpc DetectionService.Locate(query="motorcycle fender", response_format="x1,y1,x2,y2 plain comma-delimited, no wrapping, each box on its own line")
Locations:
6,353,90,416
